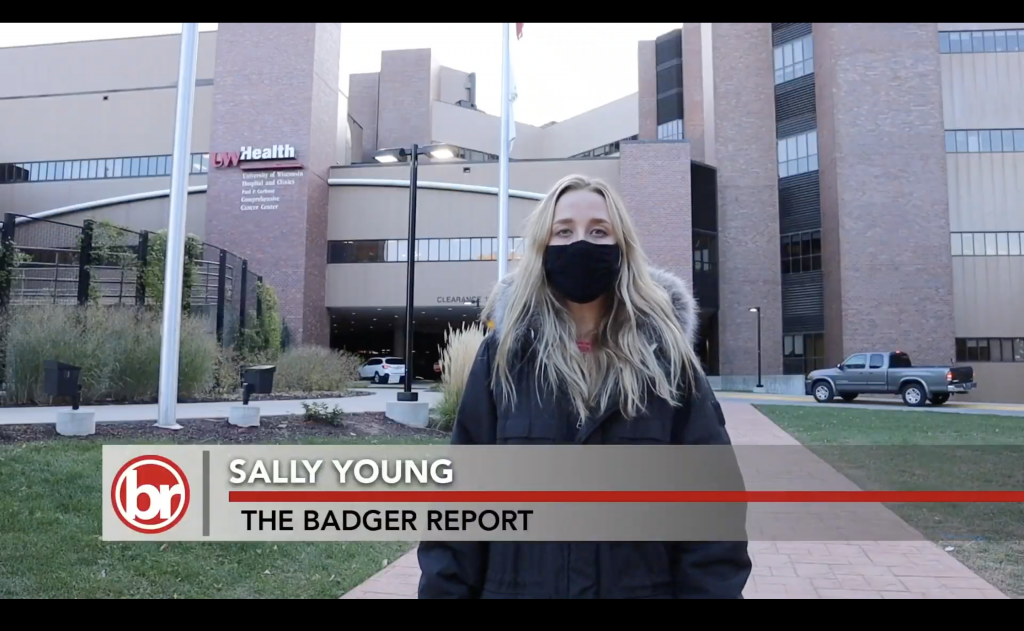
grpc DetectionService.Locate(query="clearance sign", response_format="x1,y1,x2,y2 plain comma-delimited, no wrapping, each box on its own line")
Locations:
212,144,302,171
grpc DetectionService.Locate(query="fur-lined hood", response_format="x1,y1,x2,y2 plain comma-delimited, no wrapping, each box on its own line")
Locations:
485,266,699,346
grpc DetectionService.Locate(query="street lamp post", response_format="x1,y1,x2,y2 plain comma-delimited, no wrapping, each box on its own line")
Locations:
748,307,763,390
374,143,457,402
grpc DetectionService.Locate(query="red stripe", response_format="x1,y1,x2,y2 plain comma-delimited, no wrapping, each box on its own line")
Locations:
516,23,524,39
228,490,1024,504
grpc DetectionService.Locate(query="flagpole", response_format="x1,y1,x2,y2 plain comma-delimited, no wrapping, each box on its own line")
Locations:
497,22,511,281
156,22,199,430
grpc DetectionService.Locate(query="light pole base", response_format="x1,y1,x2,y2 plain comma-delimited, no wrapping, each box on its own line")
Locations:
56,410,96,437
386,400,430,428
229,405,261,428
752,385,767,394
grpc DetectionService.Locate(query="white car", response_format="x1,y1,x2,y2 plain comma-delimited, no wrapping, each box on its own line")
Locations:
358,357,407,384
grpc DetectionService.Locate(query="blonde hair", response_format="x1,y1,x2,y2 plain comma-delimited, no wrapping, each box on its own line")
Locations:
481,174,703,423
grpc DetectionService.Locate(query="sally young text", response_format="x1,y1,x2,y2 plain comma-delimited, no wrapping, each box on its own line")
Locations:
227,458,453,485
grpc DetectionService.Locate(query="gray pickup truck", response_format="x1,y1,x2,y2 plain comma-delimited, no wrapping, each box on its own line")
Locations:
805,351,976,407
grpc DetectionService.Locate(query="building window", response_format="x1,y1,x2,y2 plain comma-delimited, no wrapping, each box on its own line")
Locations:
694,232,715,272
657,120,683,141
456,147,499,162
781,230,821,274
940,29,1023,54
777,130,818,178
951,232,1023,256
783,332,825,375
0,153,209,185
945,129,1024,153
327,237,526,264
774,34,813,85
569,135,638,159
956,338,1024,362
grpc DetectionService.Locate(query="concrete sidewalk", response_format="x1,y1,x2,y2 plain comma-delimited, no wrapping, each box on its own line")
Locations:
341,401,1009,600
0,389,441,426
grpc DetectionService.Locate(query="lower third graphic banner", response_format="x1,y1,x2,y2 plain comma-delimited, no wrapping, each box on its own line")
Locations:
101,444,1024,542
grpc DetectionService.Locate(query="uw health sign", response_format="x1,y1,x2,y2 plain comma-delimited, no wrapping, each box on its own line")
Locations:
213,144,303,171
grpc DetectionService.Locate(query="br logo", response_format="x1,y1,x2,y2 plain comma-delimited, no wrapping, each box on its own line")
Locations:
111,455,190,534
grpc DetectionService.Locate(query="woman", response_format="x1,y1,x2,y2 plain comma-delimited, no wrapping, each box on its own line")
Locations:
417,174,751,599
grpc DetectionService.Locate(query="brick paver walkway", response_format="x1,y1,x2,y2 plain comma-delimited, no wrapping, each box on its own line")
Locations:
341,402,1008,599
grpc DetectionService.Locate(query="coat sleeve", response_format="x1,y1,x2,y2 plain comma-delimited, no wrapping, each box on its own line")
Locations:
416,335,498,598
669,370,753,599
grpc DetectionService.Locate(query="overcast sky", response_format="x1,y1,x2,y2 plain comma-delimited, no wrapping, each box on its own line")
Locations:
0,23,681,127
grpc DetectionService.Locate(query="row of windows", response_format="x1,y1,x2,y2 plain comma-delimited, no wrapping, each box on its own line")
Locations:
657,119,684,141
569,135,639,159
951,232,1024,256
783,332,826,375
940,30,1024,54
458,147,499,162
327,237,527,264
956,338,1024,363
778,130,819,178
781,230,822,274
0,153,210,184
773,34,814,85
945,129,1024,153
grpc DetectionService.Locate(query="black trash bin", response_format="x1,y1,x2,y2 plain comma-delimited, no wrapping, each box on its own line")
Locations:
44,360,83,409
240,365,276,404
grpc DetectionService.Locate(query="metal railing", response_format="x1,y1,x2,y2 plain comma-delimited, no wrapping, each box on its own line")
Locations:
0,212,263,348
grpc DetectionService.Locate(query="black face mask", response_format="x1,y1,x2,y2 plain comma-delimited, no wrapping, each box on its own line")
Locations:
543,240,622,304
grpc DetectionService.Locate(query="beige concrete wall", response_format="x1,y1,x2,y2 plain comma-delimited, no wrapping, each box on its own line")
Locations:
437,66,471,105
10,192,208,239
941,53,1024,129
962,363,1024,404
431,101,544,159
327,158,620,240
431,94,638,160
0,86,214,162
946,154,1024,232
637,41,657,141
0,174,208,217
952,257,1024,336
542,94,638,158
326,261,513,309
0,31,217,98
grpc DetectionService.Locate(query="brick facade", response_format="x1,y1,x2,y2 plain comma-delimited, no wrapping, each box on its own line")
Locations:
682,23,706,163
618,141,693,289
706,23,784,377
204,23,339,346
814,23,955,366
375,49,434,151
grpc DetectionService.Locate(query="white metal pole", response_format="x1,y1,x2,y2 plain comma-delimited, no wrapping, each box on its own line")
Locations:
496,22,511,281
156,23,200,430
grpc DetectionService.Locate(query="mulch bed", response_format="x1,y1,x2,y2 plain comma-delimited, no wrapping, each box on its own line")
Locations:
0,390,374,408
0,412,450,445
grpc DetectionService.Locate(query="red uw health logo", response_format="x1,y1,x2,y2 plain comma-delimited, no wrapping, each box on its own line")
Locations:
111,455,190,534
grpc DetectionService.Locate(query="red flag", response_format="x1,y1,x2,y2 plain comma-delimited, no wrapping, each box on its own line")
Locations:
516,23,524,39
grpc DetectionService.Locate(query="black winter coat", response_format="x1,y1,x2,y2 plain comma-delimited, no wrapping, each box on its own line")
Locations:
417,267,752,599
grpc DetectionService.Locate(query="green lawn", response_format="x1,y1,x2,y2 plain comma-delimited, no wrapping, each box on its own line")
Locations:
0,435,444,599
755,405,1024,598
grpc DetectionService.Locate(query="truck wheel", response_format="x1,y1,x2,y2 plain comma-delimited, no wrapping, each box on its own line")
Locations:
930,393,950,405
901,383,927,407
841,394,858,402
812,381,835,403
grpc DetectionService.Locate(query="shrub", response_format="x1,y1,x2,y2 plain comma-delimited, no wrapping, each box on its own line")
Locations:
434,322,487,431
1,305,220,404
272,345,362,393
